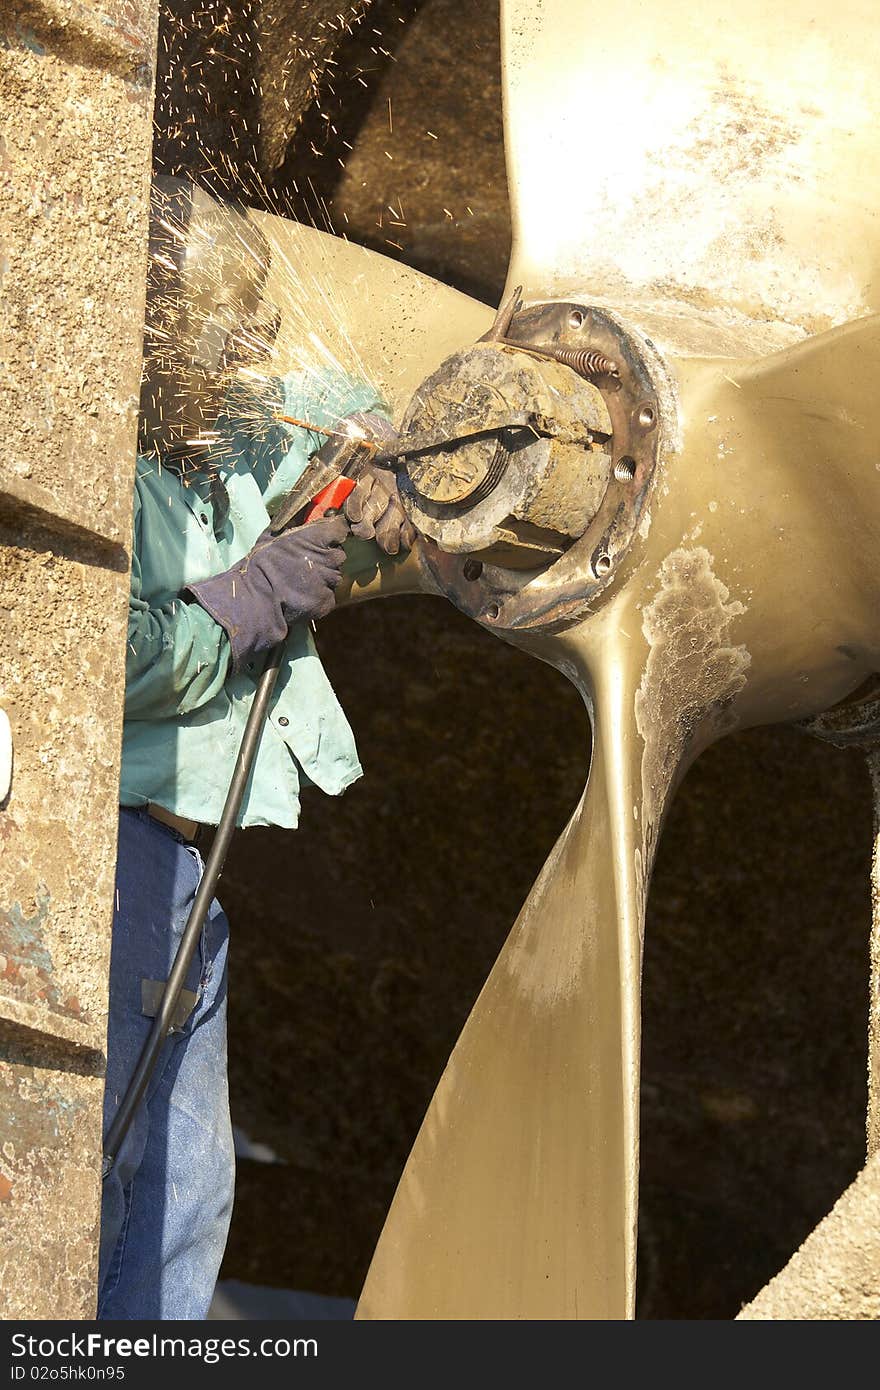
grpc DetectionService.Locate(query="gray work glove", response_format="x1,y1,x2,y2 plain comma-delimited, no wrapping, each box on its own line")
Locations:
344,462,418,555
186,515,349,669
339,410,417,556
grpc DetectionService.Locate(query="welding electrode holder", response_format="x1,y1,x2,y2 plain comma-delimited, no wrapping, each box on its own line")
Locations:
101,433,372,1178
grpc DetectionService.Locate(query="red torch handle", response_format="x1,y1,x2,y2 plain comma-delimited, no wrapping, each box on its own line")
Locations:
302,475,357,523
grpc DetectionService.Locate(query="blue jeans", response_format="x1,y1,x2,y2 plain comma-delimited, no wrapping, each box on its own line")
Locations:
98,808,234,1319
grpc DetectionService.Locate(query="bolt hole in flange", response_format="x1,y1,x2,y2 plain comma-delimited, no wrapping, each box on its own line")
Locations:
592,552,612,577
399,302,663,632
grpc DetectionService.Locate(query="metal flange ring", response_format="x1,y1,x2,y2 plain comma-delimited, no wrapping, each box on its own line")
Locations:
416,302,665,634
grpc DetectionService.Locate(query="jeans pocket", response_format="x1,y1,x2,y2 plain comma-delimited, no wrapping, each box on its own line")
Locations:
179,843,230,1022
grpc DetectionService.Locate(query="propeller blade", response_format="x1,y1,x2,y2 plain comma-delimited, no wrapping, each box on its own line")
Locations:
357,597,665,1319
501,0,880,351
247,212,494,414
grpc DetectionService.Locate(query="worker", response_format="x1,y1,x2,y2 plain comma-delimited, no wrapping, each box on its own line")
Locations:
98,178,414,1319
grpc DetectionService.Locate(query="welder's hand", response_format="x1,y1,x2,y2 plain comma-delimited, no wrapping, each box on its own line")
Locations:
343,410,399,449
185,515,349,669
344,463,417,555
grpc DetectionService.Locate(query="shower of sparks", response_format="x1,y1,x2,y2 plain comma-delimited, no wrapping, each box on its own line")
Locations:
143,2,401,469
141,0,479,475
140,172,402,482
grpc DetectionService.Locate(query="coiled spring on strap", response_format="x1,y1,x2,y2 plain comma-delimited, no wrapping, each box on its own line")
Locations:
550,345,620,380
499,337,620,382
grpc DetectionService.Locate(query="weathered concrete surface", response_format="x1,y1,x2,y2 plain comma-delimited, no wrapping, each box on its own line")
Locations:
738,1155,880,1319
0,0,157,1319
153,1,421,193
0,1033,105,1319
253,0,412,179
151,0,260,191
1,1,156,543
299,0,511,299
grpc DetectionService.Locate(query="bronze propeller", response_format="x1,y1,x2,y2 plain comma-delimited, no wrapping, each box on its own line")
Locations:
244,0,880,1318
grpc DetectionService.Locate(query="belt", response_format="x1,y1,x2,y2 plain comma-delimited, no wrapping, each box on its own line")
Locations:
146,802,202,844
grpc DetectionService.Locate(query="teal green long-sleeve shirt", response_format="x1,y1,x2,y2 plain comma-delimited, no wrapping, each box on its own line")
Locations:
120,369,384,829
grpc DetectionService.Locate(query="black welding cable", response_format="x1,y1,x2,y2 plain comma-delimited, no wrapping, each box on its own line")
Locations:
101,639,284,1177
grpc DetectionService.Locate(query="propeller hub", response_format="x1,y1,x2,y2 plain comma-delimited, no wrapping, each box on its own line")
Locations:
398,302,666,632
399,340,612,558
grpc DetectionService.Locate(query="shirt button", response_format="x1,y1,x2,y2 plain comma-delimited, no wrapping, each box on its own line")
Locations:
200,512,209,525
278,716,289,727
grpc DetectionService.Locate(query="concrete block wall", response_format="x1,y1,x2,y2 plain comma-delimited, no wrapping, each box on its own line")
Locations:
0,0,157,1318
